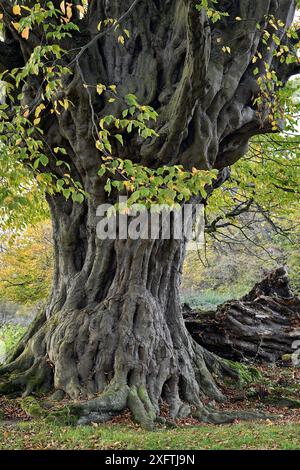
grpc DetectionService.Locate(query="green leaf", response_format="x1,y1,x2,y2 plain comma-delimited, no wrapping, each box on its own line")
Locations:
39,155,49,166
114,134,124,145
72,192,85,204
104,178,112,195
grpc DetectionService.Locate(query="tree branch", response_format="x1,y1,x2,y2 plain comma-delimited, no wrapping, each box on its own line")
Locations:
206,198,254,234
71,0,141,65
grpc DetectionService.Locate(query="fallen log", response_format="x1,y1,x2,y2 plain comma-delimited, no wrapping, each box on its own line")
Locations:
184,268,300,363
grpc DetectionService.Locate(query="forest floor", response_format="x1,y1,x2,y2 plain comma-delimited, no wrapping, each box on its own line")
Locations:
0,420,299,450
0,365,299,450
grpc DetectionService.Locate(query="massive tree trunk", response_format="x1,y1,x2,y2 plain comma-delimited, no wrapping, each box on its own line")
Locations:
0,190,242,427
0,0,298,426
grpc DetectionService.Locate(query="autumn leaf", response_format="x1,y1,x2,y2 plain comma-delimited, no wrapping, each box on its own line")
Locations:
11,22,20,32
60,1,66,14
76,5,85,16
12,5,21,16
35,103,46,118
118,35,125,46
97,84,106,95
21,27,30,40
66,5,72,20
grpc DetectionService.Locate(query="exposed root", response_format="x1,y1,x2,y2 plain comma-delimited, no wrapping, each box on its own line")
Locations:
75,383,159,429
73,386,272,429
70,350,268,429
0,287,272,429
194,405,272,425
76,382,129,425
0,355,52,397
128,386,157,430
0,356,272,429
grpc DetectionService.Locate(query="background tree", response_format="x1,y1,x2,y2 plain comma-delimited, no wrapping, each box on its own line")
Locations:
203,77,300,249
0,0,299,428
183,77,300,300
0,222,53,304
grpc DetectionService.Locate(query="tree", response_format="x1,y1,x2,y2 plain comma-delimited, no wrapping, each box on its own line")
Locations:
0,0,299,428
192,78,300,294
203,77,300,253
0,222,53,304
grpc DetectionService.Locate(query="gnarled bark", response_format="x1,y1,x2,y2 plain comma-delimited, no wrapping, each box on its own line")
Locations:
0,0,298,427
0,193,245,427
184,268,300,363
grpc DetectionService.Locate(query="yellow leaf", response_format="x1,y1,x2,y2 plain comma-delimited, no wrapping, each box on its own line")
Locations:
60,1,66,14
76,5,85,16
12,22,20,31
118,35,125,46
66,5,72,20
12,5,21,16
35,103,45,118
0,13,3,20
21,27,30,40
226,46,231,53
33,117,41,126
97,84,106,95
95,140,103,151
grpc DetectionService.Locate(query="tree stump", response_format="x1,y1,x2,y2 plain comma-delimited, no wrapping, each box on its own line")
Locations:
184,268,300,363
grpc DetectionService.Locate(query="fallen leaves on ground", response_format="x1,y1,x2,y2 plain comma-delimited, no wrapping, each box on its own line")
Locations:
0,396,29,422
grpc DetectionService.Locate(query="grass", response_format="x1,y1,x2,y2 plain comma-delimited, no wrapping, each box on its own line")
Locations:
0,324,26,364
0,343,299,451
0,421,299,450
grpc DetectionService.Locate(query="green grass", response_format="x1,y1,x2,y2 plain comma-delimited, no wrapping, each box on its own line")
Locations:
0,421,299,450
0,324,26,364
